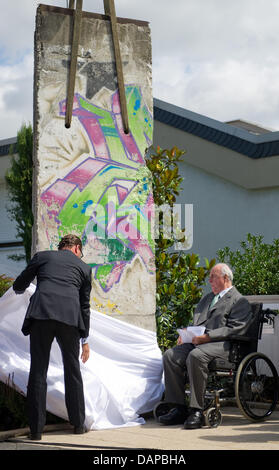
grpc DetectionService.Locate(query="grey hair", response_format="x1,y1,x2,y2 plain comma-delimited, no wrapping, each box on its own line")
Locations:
217,263,233,282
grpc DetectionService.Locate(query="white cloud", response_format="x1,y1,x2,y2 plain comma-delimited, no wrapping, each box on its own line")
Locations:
1,0,279,138
155,57,279,129
0,54,33,139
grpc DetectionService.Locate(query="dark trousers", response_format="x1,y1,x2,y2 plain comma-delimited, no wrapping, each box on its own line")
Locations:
27,319,85,433
163,341,230,409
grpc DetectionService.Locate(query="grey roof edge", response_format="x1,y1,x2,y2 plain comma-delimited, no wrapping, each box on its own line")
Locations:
0,137,17,157
154,98,279,159
2,99,279,159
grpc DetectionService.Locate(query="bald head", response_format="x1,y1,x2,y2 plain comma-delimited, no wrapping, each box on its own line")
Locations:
209,263,233,294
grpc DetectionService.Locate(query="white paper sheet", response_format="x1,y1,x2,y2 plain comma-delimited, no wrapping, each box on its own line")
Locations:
0,285,164,430
177,326,206,343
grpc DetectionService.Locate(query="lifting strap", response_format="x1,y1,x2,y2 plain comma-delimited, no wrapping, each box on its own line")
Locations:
65,0,83,128
65,0,129,134
103,0,129,134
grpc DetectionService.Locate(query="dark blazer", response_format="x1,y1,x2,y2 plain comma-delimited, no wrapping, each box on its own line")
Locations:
13,250,92,338
192,286,252,342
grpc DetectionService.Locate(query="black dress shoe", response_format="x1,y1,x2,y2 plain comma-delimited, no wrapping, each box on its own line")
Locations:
74,425,87,434
184,408,204,429
28,433,42,440
158,407,188,426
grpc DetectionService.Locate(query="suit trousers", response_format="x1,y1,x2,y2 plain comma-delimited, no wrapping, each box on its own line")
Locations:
163,341,230,409
27,319,85,433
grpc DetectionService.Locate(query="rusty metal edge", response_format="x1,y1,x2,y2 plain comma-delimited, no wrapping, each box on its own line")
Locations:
38,4,149,26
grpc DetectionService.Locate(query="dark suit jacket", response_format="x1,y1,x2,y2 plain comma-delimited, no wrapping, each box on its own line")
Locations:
192,286,252,342
13,250,92,338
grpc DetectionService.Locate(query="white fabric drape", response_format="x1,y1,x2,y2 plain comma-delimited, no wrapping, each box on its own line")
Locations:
0,285,164,430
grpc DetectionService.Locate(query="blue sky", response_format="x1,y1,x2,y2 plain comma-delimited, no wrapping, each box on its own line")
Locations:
1,0,279,139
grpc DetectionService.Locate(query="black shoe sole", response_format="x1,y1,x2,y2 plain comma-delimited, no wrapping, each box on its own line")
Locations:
74,427,87,434
184,423,203,429
184,417,205,429
28,433,42,440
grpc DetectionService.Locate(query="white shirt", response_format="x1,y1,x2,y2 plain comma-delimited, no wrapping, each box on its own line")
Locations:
217,286,233,299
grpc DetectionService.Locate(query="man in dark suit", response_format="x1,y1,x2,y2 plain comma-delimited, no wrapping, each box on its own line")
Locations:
159,263,252,429
13,234,92,440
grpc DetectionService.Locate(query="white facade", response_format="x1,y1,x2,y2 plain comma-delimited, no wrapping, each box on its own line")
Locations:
153,101,279,267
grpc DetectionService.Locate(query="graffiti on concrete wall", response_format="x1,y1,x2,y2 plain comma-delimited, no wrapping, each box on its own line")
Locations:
40,85,155,292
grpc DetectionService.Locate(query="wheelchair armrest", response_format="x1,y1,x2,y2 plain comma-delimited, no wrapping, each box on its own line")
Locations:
228,335,257,363
229,335,252,342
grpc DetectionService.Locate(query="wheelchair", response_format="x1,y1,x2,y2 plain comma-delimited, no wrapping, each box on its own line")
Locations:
154,303,279,427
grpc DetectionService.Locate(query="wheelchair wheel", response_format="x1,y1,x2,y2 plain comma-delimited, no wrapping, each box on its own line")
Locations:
153,401,172,421
204,407,222,428
235,352,278,421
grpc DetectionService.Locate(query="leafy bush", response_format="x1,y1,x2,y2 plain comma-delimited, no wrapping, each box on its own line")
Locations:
146,146,215,350
0,375,65,431
0,376,28,430
0,274,13,297
217,233,279,295
156,252,215,350
5,123,33,263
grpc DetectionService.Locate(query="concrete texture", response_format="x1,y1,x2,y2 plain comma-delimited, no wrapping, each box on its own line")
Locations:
2,407,279,451
32,5,155,331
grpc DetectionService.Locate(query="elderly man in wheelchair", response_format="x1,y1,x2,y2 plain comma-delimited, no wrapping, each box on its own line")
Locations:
154,263,278,429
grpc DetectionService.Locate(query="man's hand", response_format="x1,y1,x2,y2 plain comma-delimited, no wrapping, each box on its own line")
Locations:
81,343,90,363
177,327,187,345
177,335,183,345
192,333,211,345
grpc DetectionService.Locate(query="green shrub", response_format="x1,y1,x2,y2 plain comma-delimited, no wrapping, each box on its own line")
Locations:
156,252,215,350
217,233,279,295
0,274,13,297
0,376,28,430
146,146,215,350
5,123,33,263
0,375,65,431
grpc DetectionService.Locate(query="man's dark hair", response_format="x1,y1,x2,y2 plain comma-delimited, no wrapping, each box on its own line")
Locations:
58,234,82,251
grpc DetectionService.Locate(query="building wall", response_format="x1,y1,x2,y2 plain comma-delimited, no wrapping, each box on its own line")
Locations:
0,245,25,279
154,121,279,269
178,162,279,262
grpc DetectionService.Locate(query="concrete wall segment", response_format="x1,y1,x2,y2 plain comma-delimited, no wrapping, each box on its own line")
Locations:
33,5,155,330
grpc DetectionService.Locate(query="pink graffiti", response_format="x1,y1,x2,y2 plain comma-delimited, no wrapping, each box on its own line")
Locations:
41,180,76,215
64,158,108,190
60,96,110,159
111,92,144,164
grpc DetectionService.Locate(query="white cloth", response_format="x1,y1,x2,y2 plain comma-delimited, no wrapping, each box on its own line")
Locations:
0,285,164,430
